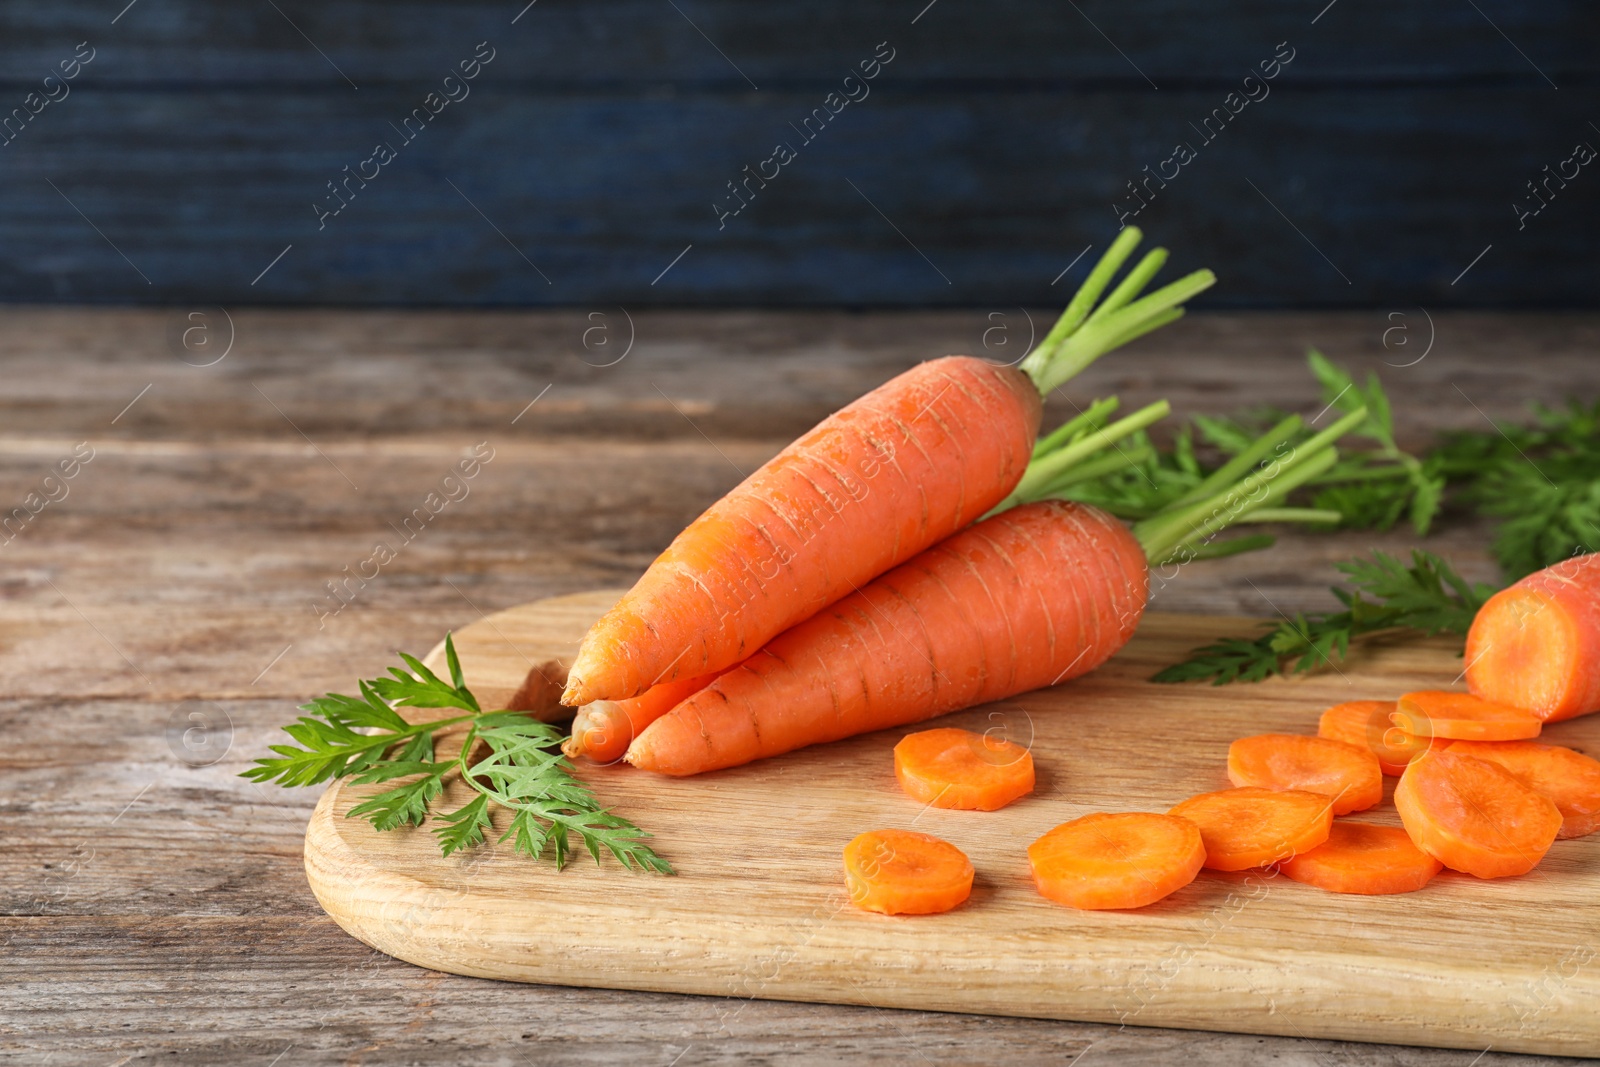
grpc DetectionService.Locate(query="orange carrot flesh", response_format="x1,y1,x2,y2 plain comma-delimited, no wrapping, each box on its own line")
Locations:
562,357,1042,705
893,727,1035,811
1466,552,1600,722
1280,823,1442,895
843,829,974,915
1027,812,1205,910
1394,749,1562,878
626,501,1147,776
1166,787,1333,871
1393,690,1543,741
1317,700,1421,776
562,667,732,764
1442,740,1600,839
1227,733,1383,815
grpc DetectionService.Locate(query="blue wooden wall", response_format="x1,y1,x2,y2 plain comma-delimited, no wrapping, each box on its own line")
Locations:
0,1,1595,307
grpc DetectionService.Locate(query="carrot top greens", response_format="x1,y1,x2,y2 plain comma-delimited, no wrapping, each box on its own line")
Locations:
243,637,671,872
1151,549,1496,686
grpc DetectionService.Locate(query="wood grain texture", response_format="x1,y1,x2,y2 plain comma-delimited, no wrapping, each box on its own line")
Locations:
4,309,1599,1066
303,591,1600,1058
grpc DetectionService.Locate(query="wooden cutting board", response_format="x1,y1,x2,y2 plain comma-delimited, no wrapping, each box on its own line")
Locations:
304,590,1600,1057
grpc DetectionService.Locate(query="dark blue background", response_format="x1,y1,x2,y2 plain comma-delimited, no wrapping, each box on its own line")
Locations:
1,0,1595,307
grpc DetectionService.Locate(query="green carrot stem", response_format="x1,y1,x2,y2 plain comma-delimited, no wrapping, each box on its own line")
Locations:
1235,507,1343,524
1099,306,1185,354
1168,414,1305,509
1032,396,1121,458
1025,228,1145,377
1032,444,1155,497
1142,447,1341,562
1005,400,1171,507
1133,407,1366,561
1086,248,1169,325
1031,268,1217,394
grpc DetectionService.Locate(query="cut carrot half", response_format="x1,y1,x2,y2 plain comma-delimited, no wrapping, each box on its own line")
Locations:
1318,700,1424,776
843,829,974,915
1393,690,1542,742
1465,552,1600,722
1444,740,1600,840
1394,749,1562,878
1280,822,1443,895
1227,733,1383,815
893,727,1035,811
1167,787,1333,872
1028,812,1205,910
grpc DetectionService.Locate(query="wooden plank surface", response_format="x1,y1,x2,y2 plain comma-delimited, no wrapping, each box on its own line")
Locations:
3,309,1599,1065
1,1,1595,306
307,591,1600,1057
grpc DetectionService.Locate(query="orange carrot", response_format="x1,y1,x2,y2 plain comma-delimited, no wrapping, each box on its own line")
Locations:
626,501,1147,775
1318,700,1430,776
1393,690,1543,741
1466,552,1600,722
1226,734,1382,815
1028,812,1205,910
625,406,1360,776
561,356,1043,705
1167,787,1333,871
893,727,1034,811
1442,740,1600,839
564,235,1219,706
843,829,974,915
562,667,732,764
1280,823,1442,895
1394,749,1562,878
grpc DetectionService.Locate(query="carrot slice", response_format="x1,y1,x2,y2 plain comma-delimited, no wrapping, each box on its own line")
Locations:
1393,690,1542,742
1318,700,1425,776
1466,552,1600,722
1280,822,1442,895
1394,749,1562,878
1167,787,1333,871
1443,740,1600,839
843,829,974,915
1028,812,1205,910
1227,733,1382,814
893,727,1035,811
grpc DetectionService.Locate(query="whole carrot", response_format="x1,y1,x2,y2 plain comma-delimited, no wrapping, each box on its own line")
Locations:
626,410,1362,776
562,230,1216,705
1465,551,1600,722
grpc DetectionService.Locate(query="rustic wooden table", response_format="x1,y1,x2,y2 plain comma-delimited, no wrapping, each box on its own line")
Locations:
4,308,1596,1066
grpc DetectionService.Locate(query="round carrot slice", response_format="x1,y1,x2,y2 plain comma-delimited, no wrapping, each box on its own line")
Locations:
1028,812,1205,910
843,829,974,915
893,727,1035,811
1393,690,1542,742
1318,700,1425,776
1395,749,1562,879
1280,822,1442,895
1444,740,1600,840
1227,733,1382,815
1167,787,1333,871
